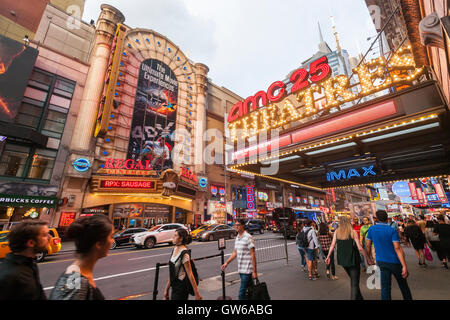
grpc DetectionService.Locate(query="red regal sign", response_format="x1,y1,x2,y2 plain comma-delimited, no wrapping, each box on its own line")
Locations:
100,180,156,189
102,158,156,176
180,167,198,185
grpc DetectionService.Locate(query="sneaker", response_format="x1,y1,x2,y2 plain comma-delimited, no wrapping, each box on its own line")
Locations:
331,276,339,280
308,276,318,281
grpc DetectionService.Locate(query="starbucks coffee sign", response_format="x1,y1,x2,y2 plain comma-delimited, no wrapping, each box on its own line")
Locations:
0,194,58,208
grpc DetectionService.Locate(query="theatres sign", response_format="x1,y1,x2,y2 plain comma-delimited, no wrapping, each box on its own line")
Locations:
101,158,157,176
180,167,198,185
227,46,424,141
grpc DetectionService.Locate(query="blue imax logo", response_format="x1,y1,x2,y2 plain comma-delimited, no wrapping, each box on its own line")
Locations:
327,166,376,182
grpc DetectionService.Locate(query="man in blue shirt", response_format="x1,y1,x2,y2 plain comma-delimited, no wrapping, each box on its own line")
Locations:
366,210,412,300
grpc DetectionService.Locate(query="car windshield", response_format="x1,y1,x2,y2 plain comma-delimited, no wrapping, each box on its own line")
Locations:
0,232,8,242
149,225,161,232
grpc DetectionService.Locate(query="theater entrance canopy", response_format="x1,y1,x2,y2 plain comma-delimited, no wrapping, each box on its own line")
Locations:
227,46,450,189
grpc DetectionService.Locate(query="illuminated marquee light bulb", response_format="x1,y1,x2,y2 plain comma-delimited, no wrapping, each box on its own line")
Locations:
250,112,260,136
354,57,392,95
278,99,300,126
296,87,317,116
241,116,250,139
322,75,358,108
228,121,239,142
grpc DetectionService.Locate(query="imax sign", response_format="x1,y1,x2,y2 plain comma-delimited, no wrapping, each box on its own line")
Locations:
327,166,376,182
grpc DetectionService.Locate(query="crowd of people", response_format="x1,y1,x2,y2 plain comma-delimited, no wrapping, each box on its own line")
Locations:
0,216,257,301
295,211,450,300
0,211,448,301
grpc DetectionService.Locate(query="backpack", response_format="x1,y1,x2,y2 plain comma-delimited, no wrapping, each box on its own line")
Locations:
409,226,421,240
298,229,312,248
179,250,199,296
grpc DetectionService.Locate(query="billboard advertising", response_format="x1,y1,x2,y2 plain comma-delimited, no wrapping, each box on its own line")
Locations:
127,59,178,172
0,34,38,123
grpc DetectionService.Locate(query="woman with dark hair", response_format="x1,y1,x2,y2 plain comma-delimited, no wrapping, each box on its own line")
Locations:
404,219,427,267
295,223,307,272
50,215,114,300
425,220,445,267
318,223,338,280
164,228,202,300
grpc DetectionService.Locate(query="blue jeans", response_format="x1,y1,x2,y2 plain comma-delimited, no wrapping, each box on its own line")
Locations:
298,247,306,267
377,261,412,300
239,273,253,300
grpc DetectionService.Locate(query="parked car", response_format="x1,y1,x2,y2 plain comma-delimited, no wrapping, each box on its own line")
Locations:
130,223,187,249
112,228,148,249
0,228,61,263
195,224,237,242
245,219,265,235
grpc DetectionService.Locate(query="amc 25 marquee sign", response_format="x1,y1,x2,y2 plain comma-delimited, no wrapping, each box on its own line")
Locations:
227,45,424,142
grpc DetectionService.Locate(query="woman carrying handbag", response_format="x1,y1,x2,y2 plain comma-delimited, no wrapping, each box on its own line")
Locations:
325,216,374,300
164,228,202,300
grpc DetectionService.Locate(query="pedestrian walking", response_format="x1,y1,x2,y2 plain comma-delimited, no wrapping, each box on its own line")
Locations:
360,217,375,263
295,223,307,272
222,219,257,300
424,220,445,268
325,216,373,300
352,217,366,271
365,210,413,300
318,223,338,280
417,215,427,234
0,221,49,300
50,215,114,300
164,228,202,300
433,214,450,269
404,219,427,267
300,220,321,280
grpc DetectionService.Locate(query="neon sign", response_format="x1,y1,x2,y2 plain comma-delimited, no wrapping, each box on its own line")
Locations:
246,185,256,210
228,46,424,142
100,180,155,189
73,158,91,172
327,166,376,182
180,167,198,184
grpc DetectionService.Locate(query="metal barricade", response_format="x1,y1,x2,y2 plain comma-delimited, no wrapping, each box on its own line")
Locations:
254,236,289,265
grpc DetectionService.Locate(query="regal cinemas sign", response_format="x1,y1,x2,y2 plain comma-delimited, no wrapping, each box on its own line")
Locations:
227,46,424,141
101,158,157,176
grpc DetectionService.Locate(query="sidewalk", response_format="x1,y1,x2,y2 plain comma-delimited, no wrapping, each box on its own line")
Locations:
146,244,450,300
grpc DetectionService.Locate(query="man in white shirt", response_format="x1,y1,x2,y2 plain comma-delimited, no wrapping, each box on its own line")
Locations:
222,219,257,300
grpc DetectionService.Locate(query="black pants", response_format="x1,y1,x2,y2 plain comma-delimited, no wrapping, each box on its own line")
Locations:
171,280,189,300
429,241,446,261
343,265,363,300
377,261,412,300
323,250,335,276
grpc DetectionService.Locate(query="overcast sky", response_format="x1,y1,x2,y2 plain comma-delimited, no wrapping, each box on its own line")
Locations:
83,0,377,99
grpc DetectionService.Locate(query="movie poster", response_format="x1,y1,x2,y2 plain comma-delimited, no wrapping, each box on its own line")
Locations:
0,34,38,122
127,59,178,173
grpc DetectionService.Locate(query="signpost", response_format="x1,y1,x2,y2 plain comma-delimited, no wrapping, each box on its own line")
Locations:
217,238,231,300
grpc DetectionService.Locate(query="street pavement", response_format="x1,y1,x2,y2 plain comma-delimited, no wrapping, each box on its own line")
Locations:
39,234,450,300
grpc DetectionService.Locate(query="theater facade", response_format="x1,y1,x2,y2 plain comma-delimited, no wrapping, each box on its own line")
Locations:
227,44,449,195
55,4,243,230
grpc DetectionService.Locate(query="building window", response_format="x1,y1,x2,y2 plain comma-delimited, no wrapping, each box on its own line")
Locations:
0,68,75,182
0,144,30,178
27,148,57,180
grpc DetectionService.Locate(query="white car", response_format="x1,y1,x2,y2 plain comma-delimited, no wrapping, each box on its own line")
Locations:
130,223,188,249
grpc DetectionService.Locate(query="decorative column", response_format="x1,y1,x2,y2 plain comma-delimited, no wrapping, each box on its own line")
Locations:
193,63,209,174
70,4,125,152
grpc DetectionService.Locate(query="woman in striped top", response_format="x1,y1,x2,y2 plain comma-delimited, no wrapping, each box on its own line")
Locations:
318,223,338,280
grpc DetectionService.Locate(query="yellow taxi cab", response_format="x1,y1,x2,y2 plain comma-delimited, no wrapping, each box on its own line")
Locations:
0,228,62,263
190,224,210,238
